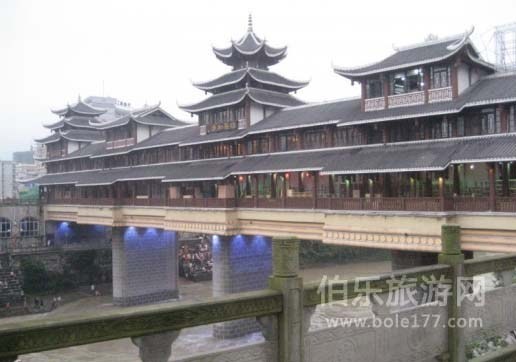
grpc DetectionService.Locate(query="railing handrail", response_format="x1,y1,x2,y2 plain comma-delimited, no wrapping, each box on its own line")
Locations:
1,236,515,361
463,253,516,277
45,195,516,213
0,289,282,359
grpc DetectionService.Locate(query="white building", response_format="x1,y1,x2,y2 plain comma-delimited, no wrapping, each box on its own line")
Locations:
0,161,17,199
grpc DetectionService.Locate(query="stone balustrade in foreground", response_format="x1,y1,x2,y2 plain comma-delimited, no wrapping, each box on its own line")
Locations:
1,226,516,362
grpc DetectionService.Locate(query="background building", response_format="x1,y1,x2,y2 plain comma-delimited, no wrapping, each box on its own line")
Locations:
0,161,17,200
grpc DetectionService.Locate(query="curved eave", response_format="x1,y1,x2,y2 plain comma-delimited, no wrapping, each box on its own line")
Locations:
51,107,106,117
64,119,102,130
43,121,65,130
212,42,287,64
247,88,305,108
248,69,309,91
60,135,99,143
192,68,307,92
179,89,248,113
333,35,475,79
264,45,287,59
34,135,61,145
192,69,248,91
465,49,496,72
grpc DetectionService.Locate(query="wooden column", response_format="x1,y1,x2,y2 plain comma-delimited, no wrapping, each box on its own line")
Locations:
325,126,334,148
382,74,389,108
439,174,446,211
423,66,430,103
453,165,461,196
501,162,510,197
360,81,366,112
271,174,277,199
312,172,319,209
282,173,288,208
268,133,275,153
499,105,508,133
488,163,496,211
253,174,259,208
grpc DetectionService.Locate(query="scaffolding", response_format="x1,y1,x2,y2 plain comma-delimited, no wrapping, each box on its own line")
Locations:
494,22,516,71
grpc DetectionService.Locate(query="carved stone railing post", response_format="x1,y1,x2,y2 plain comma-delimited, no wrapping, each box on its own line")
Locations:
438,224,465,362
131,330,180,362
269,238,304,362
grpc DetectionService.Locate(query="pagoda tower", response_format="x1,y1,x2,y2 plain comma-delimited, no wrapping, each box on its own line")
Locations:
180,15,308,135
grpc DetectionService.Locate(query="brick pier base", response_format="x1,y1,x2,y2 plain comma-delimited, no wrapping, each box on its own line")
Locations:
212,234,272,338
112,227,178,307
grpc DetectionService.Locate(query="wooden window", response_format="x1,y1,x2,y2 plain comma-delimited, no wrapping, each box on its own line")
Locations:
481,108,497,134
366,78,383,98
430,65,451,88
303,130,326,149
390,68,423,94
456,116,465,137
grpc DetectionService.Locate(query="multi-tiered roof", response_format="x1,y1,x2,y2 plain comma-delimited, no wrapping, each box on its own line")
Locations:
180,15,306,115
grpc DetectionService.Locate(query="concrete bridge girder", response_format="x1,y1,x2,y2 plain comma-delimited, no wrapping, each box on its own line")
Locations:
44,204,516,253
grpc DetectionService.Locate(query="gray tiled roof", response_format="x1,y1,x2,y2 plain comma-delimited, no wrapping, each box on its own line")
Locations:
35,133,61,144
248,87,305,108
180,89,247,113
132,125,199,150
33,134,516,186
248,98,360,133
322,141,457,174
43,120,65,130
193,69,247,90
179,128,246,146
334,32,493,78
91,106,186,130
161,159,239,182
64,116,102,129
248,68,308,90
180,87,304,113
52,100,106,117
61,129,105,142
193,68,308,92
212,30,287,67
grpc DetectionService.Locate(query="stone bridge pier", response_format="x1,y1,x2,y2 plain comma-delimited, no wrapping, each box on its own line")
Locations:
211,234,272,338
112,227,179,306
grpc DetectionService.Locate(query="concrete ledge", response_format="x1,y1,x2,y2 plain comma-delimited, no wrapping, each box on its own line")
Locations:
113,289,179,307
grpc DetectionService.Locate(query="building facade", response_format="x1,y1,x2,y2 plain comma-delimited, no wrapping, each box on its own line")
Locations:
34,22,516,215
0,162,17,200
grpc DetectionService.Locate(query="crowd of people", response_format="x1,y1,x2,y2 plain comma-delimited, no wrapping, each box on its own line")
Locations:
178,237,212,281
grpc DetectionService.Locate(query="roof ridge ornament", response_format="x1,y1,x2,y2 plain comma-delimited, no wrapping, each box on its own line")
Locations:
446,26,475,51
248,13,253,32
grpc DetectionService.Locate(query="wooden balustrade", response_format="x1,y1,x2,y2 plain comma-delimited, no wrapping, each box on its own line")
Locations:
496,197,516,212
45,195,516,213
450,196,490,212
285,197,313,209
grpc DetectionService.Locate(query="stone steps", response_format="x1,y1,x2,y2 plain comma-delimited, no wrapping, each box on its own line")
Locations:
0,254,24,307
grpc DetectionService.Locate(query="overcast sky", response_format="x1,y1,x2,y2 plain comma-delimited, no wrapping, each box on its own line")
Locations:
0,0,514,160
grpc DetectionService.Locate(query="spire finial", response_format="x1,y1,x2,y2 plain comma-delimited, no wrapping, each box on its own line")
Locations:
247,13,253,32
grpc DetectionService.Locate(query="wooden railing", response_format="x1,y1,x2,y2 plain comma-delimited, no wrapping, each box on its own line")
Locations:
46,196,516,213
